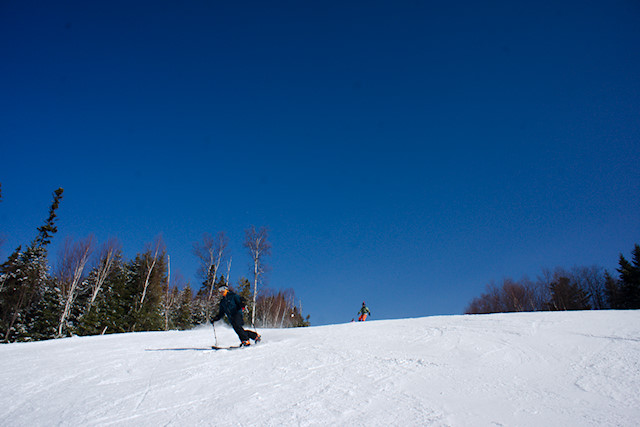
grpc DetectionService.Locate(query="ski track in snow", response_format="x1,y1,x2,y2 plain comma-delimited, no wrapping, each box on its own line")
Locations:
1,311,639,426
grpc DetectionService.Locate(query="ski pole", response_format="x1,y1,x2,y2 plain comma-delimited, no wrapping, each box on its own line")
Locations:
212,321,218,347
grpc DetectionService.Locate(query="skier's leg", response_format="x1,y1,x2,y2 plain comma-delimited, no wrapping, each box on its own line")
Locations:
230,313,249,342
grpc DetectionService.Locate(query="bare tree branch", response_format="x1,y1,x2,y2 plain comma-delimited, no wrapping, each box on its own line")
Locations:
193,232,228,301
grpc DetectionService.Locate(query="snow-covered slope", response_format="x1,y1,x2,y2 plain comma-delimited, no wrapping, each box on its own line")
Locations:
1,311,639,426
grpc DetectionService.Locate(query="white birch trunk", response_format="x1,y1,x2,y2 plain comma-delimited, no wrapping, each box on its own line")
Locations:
164,254,171,331
140,245,159,306
252,252,260,325
89,247,115,306
279,298,286,328
244,227,270,327
207,249,222,302
58,243,91,337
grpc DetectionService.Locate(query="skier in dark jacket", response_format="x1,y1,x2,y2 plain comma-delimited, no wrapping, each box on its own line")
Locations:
212,285,260,346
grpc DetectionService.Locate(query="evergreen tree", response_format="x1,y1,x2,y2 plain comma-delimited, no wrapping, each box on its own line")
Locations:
0,247,21,339
236,277,252,324
129,249,167,332
25,278,62,341
171,286,194,330
604,271,622,309
195,272,216,322
190,294,209,326
547,276,591,311
0,245,51,341
0,187,63,342
34,188,64,248
290,306,311,327
617,244,640,309
76,251,129,335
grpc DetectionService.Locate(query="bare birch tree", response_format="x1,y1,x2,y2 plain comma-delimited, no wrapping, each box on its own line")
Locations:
226,257,232,286
140,237,163,306
162,255,177,331
244,226,271,325
571,265,607,310
193,232,228,309
255,289,298,328
87,238,119,309
57,235,94,337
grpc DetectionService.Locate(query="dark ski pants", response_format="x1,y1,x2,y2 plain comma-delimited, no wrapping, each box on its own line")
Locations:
229,312,258,342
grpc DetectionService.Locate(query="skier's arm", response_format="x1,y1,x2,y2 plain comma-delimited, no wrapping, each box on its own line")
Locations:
232,294,245,313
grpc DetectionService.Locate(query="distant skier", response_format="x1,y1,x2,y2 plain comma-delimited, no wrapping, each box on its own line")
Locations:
213,285,261,347
358,302,371,321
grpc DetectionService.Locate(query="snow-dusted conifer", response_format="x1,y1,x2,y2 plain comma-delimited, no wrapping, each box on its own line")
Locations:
171,286,194,330
0,188,63,342
617,244,640,309
129,244,167,332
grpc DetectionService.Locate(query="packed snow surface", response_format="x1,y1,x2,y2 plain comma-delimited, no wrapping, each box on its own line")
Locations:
1,311,639,426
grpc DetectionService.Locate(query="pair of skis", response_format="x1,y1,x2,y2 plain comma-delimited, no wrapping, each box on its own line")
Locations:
212,340,261,350
211,345,246,351
211,319,259,351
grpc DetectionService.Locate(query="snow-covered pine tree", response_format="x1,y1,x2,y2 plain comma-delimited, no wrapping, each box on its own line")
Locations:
170,286,194,330
0,188,63,342
0,244,53,341
236,277,252,324
86,239,119,309
76,251,129,335
34,188,63,248
129,243,167,332
25,275,62,341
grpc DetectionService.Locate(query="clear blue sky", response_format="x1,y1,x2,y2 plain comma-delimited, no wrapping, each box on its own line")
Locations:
1,1,639,325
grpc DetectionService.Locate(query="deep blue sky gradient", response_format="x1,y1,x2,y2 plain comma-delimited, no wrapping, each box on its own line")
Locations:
1,1,639,324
